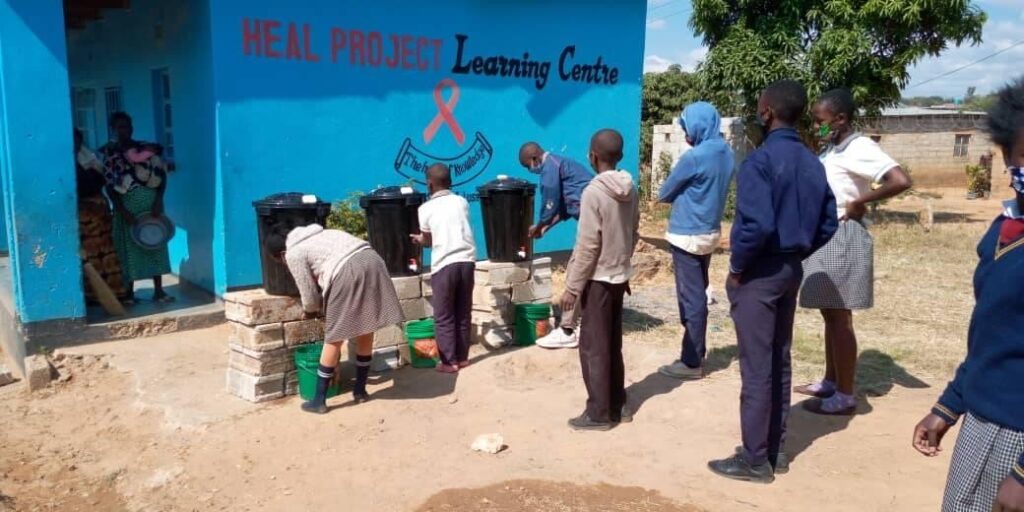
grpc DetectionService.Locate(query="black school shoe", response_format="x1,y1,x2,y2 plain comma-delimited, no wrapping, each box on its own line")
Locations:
568,413,613,431
614,405,634,424
708,453,775,484
734,446,789,474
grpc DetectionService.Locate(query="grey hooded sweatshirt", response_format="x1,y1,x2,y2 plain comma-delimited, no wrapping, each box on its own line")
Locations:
285,224,369,314
564,170,641,296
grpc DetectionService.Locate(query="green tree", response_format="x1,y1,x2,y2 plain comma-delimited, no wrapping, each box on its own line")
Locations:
640,64,696,168
690,0,986,118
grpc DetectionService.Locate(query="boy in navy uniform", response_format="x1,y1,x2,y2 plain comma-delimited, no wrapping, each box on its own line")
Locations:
519,142,594,349
708,80,837,483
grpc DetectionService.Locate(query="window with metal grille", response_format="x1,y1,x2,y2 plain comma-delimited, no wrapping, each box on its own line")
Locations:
152,68,174,160
104,86,123,140
954,134,971,158
72,88,97,148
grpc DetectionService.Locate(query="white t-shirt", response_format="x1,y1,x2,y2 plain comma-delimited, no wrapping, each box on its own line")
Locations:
665,231,721,256
820,134,900,218
418,190,477,274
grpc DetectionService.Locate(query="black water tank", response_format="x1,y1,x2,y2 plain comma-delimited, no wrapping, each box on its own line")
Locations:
477,176,536,263
253,193,331,296
359,186,426,276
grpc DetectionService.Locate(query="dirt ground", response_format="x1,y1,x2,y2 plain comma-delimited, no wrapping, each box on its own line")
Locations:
0,188,1010,512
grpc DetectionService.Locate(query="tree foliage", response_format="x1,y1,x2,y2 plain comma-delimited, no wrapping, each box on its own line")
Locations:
690,0,987,118
640,64,696,168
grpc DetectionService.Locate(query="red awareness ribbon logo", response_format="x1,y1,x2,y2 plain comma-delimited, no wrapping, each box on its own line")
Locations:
423,78,466,146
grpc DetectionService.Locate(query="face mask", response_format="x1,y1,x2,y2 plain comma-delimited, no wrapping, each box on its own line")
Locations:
527,157,544,174
1010,166,1024,195
755,111,771,138
818,123,832,140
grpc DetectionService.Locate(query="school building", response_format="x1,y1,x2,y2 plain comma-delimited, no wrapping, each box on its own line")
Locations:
0,0,647,371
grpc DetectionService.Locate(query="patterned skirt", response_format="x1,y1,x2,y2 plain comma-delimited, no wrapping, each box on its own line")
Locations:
799,220,874,310
323,250,404,342
79,197,128,301
943,413,1024,512
111,187,171,282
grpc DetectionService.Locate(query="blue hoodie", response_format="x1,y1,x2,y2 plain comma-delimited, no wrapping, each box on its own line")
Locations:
657,102,736,236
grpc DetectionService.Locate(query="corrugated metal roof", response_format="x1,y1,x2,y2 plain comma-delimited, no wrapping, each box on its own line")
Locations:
878,106,987,117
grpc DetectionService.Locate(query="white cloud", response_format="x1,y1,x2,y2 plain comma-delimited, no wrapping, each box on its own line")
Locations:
647,18,668,30
905,16,1024,97
648,0,672,7
681,47,708,72
644,55,675,73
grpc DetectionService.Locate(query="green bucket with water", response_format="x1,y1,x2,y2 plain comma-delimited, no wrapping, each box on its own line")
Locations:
405,318,438,368
514,303,552,346
294,342,341,401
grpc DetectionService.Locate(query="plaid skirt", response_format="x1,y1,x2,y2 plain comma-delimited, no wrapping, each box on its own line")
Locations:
799,220,874,310
323,250,404,342
943,413,1024,512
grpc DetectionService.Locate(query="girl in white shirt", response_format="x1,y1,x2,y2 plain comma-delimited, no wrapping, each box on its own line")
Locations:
796,89,912,415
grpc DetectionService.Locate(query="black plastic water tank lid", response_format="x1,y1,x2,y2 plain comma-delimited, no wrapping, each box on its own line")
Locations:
477,175,537,197
359,185,426,208
253,192,330,214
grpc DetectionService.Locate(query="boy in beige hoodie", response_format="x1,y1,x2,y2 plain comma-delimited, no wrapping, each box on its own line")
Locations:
560,129,641,431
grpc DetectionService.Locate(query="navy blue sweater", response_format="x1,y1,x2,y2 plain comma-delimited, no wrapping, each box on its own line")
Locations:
729,128,837,274
933,216,1024,484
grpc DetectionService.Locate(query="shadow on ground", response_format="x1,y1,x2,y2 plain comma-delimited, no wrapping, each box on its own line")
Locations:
626,344,738,415
624,307,666,332
366,345,528,402
786,348,928,463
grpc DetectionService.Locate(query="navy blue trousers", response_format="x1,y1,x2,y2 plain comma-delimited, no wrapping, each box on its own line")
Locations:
671,246,711,368
431,262,475,366
727,254,802,466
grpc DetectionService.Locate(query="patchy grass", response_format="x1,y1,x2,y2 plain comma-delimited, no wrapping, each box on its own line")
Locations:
611,191,992,395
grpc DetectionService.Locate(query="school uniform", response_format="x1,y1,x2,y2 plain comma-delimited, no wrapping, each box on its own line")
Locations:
800,133,899,310
564,170,640,423
658,102,735,368
933,206,1024,511
728,128,838,467
419,190,477,366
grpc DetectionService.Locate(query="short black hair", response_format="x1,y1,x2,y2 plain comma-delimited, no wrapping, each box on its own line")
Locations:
109,111,131,127
817,88,856,119
763,80,808,124
426,163,452,187
265,231,287,256
985,77,1024,153
591,129,624,165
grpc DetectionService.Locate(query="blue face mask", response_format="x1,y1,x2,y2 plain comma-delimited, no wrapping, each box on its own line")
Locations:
1011,166,1024,194
527,157,545,174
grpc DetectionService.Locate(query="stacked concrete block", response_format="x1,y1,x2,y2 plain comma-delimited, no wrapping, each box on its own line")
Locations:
470,258,553,349
225,280,417,403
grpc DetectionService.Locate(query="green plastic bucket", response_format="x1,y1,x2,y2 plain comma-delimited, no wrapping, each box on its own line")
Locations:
514,303,552,346
405,318,439,368
294,343,341,401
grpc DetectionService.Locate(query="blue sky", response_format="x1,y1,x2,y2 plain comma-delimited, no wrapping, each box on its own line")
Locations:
644,0,1022,99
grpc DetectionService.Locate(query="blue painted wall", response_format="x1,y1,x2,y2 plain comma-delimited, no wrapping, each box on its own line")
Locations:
209,0,647,291
0,0,84,323
67,0,219,293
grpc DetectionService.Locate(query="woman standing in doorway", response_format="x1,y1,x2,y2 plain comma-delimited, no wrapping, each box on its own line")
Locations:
75,129,128,304
796,89,912,415
100,112,173,304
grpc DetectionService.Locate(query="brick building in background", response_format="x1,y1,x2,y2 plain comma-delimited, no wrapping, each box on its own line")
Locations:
649,105,995,194
861,107,995,187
